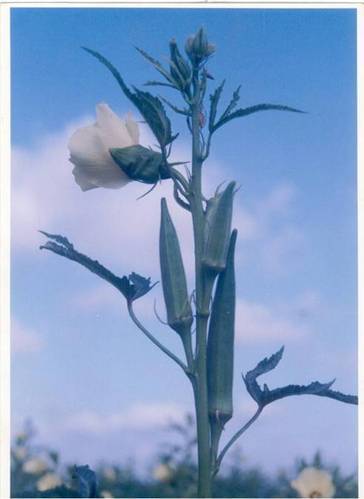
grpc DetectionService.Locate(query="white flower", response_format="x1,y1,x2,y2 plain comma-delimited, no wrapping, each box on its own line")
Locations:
153,463,173,482
68,103,139,191
291,467,335,498
22,457,48,474
36,472,62,491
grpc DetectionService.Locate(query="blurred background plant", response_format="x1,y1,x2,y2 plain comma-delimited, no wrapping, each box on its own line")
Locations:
11,415,357,498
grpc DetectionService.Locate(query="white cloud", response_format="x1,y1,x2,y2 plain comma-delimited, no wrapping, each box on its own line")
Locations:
12,318,44,353
235,299,310,344
63,402,186,434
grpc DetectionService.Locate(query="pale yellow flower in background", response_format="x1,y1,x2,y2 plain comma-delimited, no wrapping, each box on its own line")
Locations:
22,457,48,474
153,463,173,482
36,472,62,491
291,467,335,498
68,103,139,191
103,467,117,482
101,490,114,498
13,446,27,461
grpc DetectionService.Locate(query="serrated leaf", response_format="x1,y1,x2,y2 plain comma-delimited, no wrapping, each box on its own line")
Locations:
247,346,284,379
144,80,176,89
208,80,225,132
40,232,156,302
129,272,157,300
263,379,335,405
160,96,191,116
135,47,176,86
219,84,241,122
38,231,74,250
213,103,305,132
243,347,357,407
132,88,173,146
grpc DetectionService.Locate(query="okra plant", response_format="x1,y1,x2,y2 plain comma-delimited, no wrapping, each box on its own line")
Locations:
40,29,357,497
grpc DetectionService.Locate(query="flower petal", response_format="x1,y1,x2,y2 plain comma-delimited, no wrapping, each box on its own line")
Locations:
68,124,110,165
71,161,130,190
96,103,135,149
125,112,140,144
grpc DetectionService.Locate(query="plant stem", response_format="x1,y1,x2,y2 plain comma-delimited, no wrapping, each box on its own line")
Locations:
127,301,188,374
214,406,264,476
189,67,212,498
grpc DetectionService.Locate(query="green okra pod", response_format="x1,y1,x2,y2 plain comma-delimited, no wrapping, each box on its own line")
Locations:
202,181,236,274
159,198,193,337
207,229,237,427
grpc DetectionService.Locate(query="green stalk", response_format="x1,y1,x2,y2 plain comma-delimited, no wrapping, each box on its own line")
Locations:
189,67,212,498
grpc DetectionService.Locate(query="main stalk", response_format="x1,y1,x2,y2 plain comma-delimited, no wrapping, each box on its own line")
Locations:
189,68,212,498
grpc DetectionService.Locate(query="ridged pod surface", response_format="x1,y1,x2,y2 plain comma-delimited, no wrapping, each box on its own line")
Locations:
202,182,235,274
207,229,237,427
159,198,193,336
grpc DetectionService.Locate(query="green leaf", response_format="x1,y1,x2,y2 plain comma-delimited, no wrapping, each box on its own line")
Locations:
219,84,241,122
144,80,176,89
208,81,225,132
243,348,357,407
213,103,305,132
132,88,173,147
160,96,191,116
40,232,156,302
135,46,176,86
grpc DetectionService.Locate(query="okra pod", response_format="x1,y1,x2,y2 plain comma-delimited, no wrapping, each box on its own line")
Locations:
207,229,237,427
202,181,235,274
159,198,193,337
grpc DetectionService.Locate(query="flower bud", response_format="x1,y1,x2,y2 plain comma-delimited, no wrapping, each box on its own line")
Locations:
169,39,191,90
110,145,171,184
207,229,237,428
202,181,235,273
185,28,215,67
160,198,193,336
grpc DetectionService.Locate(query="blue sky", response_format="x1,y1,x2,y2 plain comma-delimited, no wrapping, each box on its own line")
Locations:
11,7,357,477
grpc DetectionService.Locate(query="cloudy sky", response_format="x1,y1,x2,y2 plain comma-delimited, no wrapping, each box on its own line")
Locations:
11,7,357,475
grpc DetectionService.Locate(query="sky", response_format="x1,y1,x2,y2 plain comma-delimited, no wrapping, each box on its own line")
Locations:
11,7,357,478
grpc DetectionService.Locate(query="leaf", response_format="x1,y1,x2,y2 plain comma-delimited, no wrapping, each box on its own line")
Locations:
219,84,241,122
132,88,173,147
243,347,284,404
160,96,191,116
243,347,357,407
129,272,158,300
263,379,335,405
83,47,174,148
208,80,225,132
40,232,156,302
135,46,176,85
213,103,305,132
71,465,97,498
144,80,176,89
